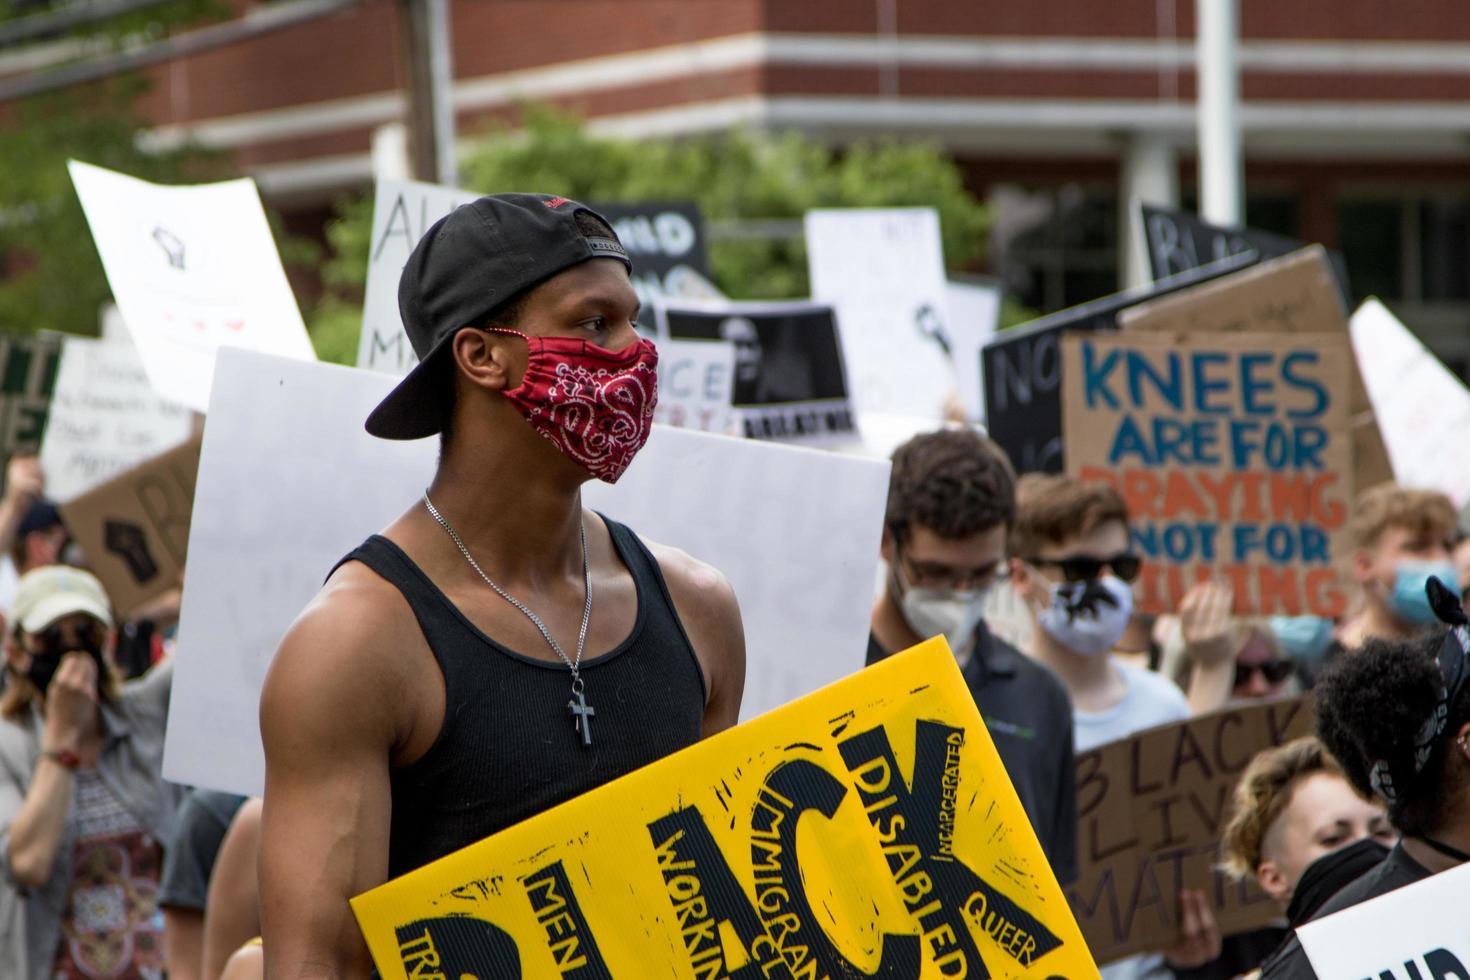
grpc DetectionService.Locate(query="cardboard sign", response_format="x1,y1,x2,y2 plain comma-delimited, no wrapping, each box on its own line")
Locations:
0,332,63,458
982,254,1258,474
946,277,1003,422
68,160,317,412
164,349,889,796
1351,299,1470,508
1069,698,1313,964
595,202,714,334
806,207,955,420
1297,860,1470,980
653,338,736,435
59,435,201,618
352,639,1101,979
1119,247,1394,493
659,300,857,443
1063,332,1354,617
356,178,478,374
1139,204,1351,305
40,331,194,502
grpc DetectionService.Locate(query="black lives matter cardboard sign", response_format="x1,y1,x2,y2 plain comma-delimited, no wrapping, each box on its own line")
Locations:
61,435,201,617
1068,698,1313,964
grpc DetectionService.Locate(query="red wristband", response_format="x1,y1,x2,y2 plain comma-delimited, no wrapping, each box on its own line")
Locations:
41,749,80,771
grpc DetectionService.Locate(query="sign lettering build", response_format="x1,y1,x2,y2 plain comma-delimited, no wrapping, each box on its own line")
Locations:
352,640,1101,979
1068,699,1313,963
1063,332,1353,617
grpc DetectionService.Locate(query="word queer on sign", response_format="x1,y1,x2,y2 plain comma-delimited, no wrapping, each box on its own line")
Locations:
1297,859,1470,980
1068,698,1313,964
59,435,201,618
1063,331,1353,617
353,639,1101,979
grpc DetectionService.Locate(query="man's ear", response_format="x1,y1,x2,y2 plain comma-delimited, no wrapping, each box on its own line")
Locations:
1009,556,1030,589
1456,721,1470,764
1256,860,1290,904
1352,547,1376,585
452,328,519,392
879,527,896,565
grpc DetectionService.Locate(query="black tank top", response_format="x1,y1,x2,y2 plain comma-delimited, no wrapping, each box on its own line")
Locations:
332,517,707,878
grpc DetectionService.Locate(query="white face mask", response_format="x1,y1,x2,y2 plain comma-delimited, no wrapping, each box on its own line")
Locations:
893,563,990,659
1035,574,1134,657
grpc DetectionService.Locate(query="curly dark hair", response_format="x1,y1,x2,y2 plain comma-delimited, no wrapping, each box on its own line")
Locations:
885,428,1016,544
1315,631,1470,838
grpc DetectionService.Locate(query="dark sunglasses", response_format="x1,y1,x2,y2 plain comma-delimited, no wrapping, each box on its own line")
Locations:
1023,552,1142,584
1234,659,1295,689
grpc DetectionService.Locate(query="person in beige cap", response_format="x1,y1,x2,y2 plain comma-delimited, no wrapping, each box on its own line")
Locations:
0,565,179,980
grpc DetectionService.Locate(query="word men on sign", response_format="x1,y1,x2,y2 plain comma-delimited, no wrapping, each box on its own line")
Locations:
352,640,1100,979
1063,332,1352,617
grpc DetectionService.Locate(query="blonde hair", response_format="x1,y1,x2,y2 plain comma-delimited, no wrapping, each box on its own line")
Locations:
1012,474,1129,558
1351,484,1457,550
1220,736,1343,879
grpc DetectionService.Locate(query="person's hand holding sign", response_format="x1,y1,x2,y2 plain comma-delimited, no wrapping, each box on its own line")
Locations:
5,455,45,506
1163,889,1223,968
1179,579,1236,715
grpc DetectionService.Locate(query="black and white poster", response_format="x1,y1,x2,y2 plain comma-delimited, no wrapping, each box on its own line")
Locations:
594,203,718,334
659,301,856,442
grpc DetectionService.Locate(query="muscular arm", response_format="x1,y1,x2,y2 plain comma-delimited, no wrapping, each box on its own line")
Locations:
647,543,746,737
259,577,414,979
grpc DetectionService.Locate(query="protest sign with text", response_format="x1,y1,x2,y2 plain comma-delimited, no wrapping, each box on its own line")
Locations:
946,277,1002,422
40,333,193,502
1296,860,1470,980
806,207,955,420
982,254,1257,474
1119,246,1393,493
1062,332,1353,617
1068,698,1313,964
59,435,201,618
659,300,857,443
652,338,736,435
1351,298,1470,508
595,201,715,333
353,639,1101,979
0,332,62,459
356,178,478,374
69,160,316,411
165,349,888,796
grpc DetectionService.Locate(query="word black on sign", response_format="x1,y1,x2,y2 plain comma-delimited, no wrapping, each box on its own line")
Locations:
982,253,1257,475
593,203,710,333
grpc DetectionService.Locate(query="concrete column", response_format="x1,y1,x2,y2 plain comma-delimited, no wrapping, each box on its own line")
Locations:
1120,133,1181,288
1197,0,1243,226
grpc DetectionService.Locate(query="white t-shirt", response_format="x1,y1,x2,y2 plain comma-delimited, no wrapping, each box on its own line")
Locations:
1075,661,1190,980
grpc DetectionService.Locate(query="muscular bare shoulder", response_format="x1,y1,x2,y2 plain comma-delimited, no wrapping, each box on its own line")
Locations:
261,560,424,756
643,539,746,735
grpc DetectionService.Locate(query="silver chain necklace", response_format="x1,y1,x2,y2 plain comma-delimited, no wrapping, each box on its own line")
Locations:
422,492,597,747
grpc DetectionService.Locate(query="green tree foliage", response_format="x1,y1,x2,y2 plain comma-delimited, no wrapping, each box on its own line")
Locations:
311,107,993,363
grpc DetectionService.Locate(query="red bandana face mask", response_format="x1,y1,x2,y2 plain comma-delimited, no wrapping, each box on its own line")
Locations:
490,328,659,483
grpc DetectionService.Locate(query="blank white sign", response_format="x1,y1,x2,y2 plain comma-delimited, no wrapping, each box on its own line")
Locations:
165,349,890,796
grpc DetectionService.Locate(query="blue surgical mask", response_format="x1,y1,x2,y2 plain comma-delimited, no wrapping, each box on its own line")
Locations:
1268,615,1335,667
1390,561,1461,627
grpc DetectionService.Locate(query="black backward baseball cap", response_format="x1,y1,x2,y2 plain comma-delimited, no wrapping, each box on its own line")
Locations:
365,193,631,440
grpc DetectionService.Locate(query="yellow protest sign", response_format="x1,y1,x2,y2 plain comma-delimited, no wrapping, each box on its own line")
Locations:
351,639,1100,979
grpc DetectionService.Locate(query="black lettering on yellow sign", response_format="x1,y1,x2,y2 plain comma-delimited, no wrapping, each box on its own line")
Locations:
839,720,1066,976
394,916,521,980
520,860,611,978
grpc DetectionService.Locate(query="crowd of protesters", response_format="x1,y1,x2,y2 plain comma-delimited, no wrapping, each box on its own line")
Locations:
2,194,1467,979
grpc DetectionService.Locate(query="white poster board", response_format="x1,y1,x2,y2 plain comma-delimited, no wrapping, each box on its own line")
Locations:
165,349,890,796
946,278,1003,422
68,160,317,412
805,207,955,420
40,327,194,503
653,339,736,435
1297,860,1470,979
1351,298,1470,506
356,178,478,374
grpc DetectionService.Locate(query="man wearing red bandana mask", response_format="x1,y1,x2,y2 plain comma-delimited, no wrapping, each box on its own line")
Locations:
258,194,747,978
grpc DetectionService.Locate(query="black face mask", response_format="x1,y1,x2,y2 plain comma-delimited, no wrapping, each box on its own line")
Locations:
23,623,105,697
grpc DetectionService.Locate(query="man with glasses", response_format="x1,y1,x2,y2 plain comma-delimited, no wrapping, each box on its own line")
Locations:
867,428,1077,884
1010,473,1217,976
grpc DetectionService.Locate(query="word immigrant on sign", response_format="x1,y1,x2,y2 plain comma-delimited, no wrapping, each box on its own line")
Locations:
351,640,1100,979
1062,332,1353,617
1068,698,1313,964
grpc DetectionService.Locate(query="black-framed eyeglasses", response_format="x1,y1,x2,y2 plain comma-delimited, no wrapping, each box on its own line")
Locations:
896,545,1006,593
1234,659,1295,689
1022,552,1142,584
